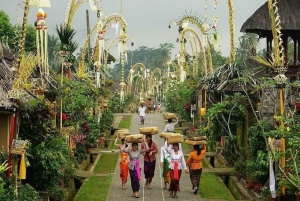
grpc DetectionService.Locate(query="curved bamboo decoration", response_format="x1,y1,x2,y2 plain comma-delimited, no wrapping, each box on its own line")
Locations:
179,16,213,72
228,0,236,63
78,14,127,78
130,63,147,73
65,0,86,28
15,0,30,70
180,27,207,75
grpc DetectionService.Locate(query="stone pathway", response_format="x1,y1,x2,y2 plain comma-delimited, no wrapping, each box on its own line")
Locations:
106,112,204,201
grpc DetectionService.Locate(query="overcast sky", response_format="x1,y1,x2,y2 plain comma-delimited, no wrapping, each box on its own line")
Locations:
2,0,266,58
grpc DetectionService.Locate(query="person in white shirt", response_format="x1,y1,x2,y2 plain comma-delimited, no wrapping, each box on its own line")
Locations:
138,104,147,125
165,141,188,198
163,117,179,133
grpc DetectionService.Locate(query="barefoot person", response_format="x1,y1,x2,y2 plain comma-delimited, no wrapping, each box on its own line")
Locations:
138,103,147,125
186,145,207,194
114,136,129,190
141,135,158,189
165,142,188,198
122,139,149,198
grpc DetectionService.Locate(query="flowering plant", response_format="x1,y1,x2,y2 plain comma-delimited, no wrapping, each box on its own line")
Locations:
183,103,190,111
72,133,86,144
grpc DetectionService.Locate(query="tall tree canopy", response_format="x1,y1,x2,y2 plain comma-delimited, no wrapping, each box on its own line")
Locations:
111,43,174,81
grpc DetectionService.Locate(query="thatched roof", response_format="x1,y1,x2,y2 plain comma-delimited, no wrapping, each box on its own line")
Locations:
217,81,255,92
240,0,300,38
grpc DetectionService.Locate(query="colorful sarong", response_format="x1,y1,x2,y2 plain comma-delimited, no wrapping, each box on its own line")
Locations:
169,169,182,192
162,157,171,183
129,168,140,192
144,159,156,183
189,168,202,189
120,152,129,183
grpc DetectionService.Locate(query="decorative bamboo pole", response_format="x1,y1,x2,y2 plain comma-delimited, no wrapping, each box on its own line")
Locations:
15,0,30,70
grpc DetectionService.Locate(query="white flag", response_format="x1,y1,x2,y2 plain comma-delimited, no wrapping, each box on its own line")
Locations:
111,22,119,35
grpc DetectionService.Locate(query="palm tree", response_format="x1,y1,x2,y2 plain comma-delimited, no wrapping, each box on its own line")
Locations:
48,35,60,70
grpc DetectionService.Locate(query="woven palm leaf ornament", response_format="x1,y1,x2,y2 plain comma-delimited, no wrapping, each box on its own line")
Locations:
268,0,286,73
251,0,286,77
228,0,236,63
31,0,52,83
211,15,220,51
91,0,104,88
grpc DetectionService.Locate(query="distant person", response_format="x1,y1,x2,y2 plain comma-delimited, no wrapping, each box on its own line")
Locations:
186,144,207,194
138,103,147,125
114,136,129,190
163,116,179,133
157,103,161,113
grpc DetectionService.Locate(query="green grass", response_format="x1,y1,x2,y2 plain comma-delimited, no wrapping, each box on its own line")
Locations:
75,153,119,201
93,153,119,174
199,173,235,201
74,175,113,201
108,115,132,149
118,115,132,128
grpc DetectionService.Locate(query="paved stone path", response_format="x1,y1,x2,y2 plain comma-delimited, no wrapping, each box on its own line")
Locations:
106,112,204,201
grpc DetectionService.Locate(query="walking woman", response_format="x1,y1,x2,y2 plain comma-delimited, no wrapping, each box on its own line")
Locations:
141,135,158,189
114,136,129,189
165,142,188,198
163,117,178,133
186,144,206,194
122,139,149,198
160,139,171,190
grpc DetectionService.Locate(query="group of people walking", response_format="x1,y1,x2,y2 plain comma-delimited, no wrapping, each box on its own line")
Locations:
114,117,206,199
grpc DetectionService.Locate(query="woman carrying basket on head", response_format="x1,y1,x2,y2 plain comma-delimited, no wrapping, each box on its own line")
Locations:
141,135,158,189
163,116,178,133
114,136,130,190
186,144,207,194
165,140,188,198
121,138,149,198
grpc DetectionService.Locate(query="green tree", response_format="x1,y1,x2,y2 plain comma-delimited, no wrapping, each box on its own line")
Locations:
0,10,14,46
48,35,60,70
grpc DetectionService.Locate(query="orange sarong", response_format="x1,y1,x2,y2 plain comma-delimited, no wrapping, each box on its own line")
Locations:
120,152,129,183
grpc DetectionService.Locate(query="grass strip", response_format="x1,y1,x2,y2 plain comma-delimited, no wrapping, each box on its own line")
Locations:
108,115,132,149
93,153,119,174
118,115,132,128
75,153,119,201
199,173,235,201
74,175,113,201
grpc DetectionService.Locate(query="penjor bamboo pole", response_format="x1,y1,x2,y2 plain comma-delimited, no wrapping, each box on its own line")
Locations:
16,0,30,70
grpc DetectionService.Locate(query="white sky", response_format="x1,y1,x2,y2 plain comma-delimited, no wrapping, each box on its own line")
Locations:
1,0,266,58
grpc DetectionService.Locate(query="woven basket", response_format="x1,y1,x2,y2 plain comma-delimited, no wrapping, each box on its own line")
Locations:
191,136,207,141
167,135,184,144
126,134,143,143
159,133,180,139
126,138,143,143
118,133,131,139
185,139,207,145
139,127,159,135
164,113,177,120
116,129,130,135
